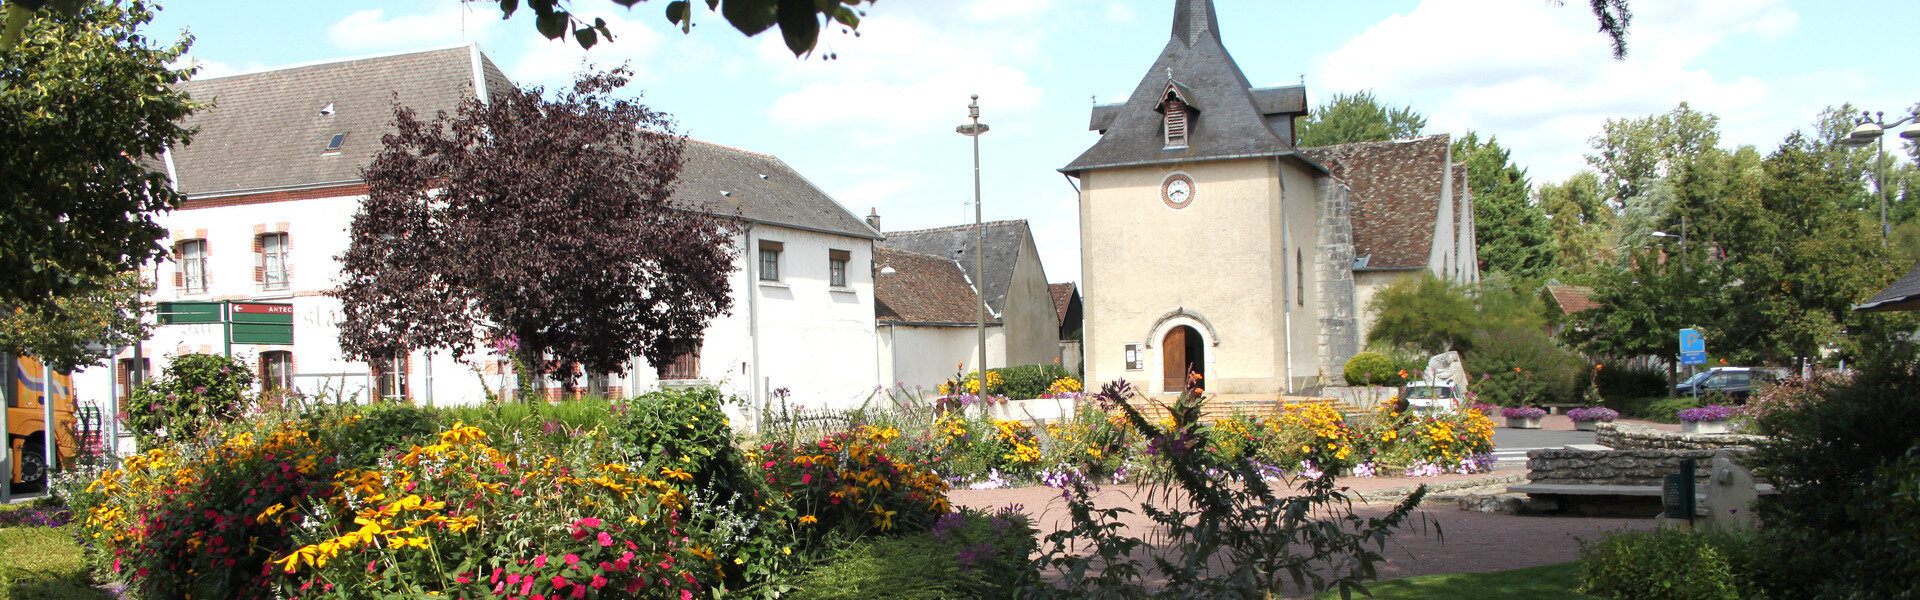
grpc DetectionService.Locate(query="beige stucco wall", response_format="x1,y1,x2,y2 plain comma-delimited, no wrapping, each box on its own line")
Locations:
1080,158,1324,395
1279,162,1327,390
1353,269,1422,347
1003,234,1062,367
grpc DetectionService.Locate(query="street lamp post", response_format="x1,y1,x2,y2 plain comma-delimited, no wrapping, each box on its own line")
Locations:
1837,109,1920,245
957,95,990,402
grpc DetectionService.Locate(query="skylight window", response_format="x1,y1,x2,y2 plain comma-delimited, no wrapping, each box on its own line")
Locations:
323,133,346,155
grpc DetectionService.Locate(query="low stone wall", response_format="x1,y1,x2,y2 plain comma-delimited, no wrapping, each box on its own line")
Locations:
1526,448,1748,486
1323,386,1396,409
1595,421,1765,451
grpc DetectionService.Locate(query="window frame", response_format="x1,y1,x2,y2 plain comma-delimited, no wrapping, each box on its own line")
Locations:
657,339,703,381
828,249,850,288
259,232,290,291
375,351,408,401
261,351,294,393
179,239,209,294
757,240,784,282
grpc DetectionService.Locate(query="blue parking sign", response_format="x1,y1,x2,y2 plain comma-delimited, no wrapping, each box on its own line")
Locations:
1679,328,1706,365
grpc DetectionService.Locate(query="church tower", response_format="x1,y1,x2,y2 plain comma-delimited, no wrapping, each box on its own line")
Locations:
1062,0,1359,395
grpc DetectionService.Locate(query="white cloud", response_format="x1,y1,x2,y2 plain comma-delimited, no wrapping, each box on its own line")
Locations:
327,3,500,52
505,10,664,92
1310,0,1800,183
173,55,267,80
761,14,1045,145
1105,4,1137,23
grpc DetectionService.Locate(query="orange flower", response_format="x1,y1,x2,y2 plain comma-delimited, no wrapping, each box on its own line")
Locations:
1513,367,1522,373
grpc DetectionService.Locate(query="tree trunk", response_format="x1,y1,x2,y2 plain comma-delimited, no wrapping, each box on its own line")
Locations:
518,336,543,404
1667,358,1677,398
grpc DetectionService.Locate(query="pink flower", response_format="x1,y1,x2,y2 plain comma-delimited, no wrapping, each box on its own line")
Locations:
572,586,587,599
598,532,614,547
565,554,580,566
801,474,812,484
575,517,603,528
507,573,522,585
551,575,568,588
590,575,608,589
533,555,548,568
681,590,694,600
520,578,534,596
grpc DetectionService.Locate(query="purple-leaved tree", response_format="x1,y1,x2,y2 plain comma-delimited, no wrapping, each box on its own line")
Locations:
335,67,737,398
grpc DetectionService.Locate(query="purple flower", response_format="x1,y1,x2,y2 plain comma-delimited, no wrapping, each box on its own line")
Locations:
1501,406,1548,419
1678,404,1744,422
1566,407,1620,423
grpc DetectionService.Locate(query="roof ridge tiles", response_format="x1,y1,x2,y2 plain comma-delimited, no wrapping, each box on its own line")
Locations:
883,219,1030,236
875,246,961,262
682,138,780,161
186,43,478,82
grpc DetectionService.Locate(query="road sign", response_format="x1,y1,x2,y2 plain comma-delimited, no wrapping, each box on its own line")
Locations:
156,301,222,325
1679,328,1706,366
154,301,294,347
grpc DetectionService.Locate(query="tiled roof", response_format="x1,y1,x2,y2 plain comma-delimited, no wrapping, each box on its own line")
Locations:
1858,262,1920,312
1049,282,1077,322
1063,0,1316,174
671,140,882,240
172,45,505,196
874,247,994,324
1302,136,1452,270
1544,285,1599,315
879,220,1033,314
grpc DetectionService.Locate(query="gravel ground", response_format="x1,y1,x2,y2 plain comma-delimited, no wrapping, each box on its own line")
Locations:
952,469,1654,599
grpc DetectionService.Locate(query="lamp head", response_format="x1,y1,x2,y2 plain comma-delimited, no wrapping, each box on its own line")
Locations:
1902,121,1920,141
1849,122,1885,144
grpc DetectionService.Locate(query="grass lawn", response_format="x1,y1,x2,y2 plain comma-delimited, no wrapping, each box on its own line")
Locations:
1316,562,1606,600
0,502,112,600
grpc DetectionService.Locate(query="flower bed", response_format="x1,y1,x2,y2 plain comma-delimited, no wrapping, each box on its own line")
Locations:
1677,404,1744,422
1566,407,1620,423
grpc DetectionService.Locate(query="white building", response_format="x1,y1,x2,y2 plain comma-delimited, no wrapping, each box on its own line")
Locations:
871,219,1062,391
74,44,884,420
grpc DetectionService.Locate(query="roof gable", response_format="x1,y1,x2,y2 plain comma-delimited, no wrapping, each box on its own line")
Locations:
172,45,490,196
879,220,1033,314
1544,284,1598,315
1049,282,1079,322
671,140,881,240
1302,135,1453,270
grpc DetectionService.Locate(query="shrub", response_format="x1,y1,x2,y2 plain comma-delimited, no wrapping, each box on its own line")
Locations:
1677,404,1743,422
1343,352,1397,386
990,363,1073,399
610,387,755,504
1466,328,1585,405
1578,527,1767,600
1640,396,1699,423
751,425,953,546
1593,360,1668,398
121,353,255,446
1746,370,1920,599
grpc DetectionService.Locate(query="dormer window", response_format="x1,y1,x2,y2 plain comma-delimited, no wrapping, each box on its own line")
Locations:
323,133,346,155
1164,99,1190,148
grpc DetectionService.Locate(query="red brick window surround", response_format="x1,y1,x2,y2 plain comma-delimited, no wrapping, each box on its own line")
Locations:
256,232,290,291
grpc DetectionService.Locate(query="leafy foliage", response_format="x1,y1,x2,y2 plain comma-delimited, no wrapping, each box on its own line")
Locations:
337,67,737,391
987,363,1072,399
1365,275,1476,354
1540,172,1615,280
1296,90,1426,148
0,1,195,319
789,509,1036,600
486,0,872,57
1342,351,1399,386
0,268,148,372
1465,328,1586,405
1577,527,1766,600
121,353,254,447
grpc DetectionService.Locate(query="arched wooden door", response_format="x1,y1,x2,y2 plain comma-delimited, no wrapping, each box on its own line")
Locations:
1162,325,1204,392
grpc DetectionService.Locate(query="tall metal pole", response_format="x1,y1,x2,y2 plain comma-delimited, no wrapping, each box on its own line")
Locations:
968,95,987,403
1878,138,1890,245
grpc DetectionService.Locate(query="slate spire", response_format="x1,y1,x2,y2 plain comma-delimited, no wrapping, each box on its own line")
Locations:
1171,0,1221,46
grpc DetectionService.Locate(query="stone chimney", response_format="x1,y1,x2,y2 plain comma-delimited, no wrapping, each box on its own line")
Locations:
866,208,882,231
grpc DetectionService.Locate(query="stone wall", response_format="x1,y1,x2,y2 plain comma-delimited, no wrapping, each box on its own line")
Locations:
1314,176,1358,386
1595,421,1765,451
1526,448,1744,486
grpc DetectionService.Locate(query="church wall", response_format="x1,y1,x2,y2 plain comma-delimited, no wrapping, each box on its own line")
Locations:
1353,269,1422,346
1079,158,1283,395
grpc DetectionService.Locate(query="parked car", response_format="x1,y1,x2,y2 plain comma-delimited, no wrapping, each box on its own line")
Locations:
1673,367,1788,401
1396,379,1462,415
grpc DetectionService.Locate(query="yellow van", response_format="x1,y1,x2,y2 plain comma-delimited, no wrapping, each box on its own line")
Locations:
7,355,78,492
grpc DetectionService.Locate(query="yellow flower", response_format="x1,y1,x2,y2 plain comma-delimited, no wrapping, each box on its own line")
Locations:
799,515,818,525
660,467,693,482
870,504,897,531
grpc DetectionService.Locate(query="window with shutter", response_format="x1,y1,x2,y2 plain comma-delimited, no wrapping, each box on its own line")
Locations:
260,233,290,291
179,240,208,294
1164,101,1189,148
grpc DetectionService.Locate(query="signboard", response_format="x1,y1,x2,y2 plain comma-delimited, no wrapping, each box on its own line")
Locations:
154,301,293,347
156,301,222,325
1679,328,1706,366
1662,459,1698,521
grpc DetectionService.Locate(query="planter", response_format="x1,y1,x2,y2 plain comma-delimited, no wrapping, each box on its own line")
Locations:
1682,419,1731,435
1506,416,1542,429
1573,420,1600,432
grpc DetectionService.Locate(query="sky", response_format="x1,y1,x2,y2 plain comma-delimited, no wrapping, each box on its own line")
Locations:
150,0,1920,285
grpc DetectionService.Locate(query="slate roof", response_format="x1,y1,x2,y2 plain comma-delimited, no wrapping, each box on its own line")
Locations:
1049,283,1078,322
1544,285,1599,316
1301,136,1453,270
1063,0,1317,174
879,220,1033,315
1857,262,1920,312
671,140,882,240
874,247,994,325
172,45,509,196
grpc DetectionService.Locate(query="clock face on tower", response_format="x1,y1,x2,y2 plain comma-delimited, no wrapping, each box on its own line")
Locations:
1161,172,1195,209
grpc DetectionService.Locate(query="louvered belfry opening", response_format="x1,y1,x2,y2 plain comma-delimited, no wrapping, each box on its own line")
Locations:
1164,96,1190,148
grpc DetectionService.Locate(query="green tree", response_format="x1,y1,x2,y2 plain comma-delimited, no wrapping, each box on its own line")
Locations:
1295,90,1426,148
1365,274,1475,354
1586,102,1721,202
1563,244,1729,389
0,268,148,372
1454,131,1556,279
1539,171,1615,280
0,1,195,319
